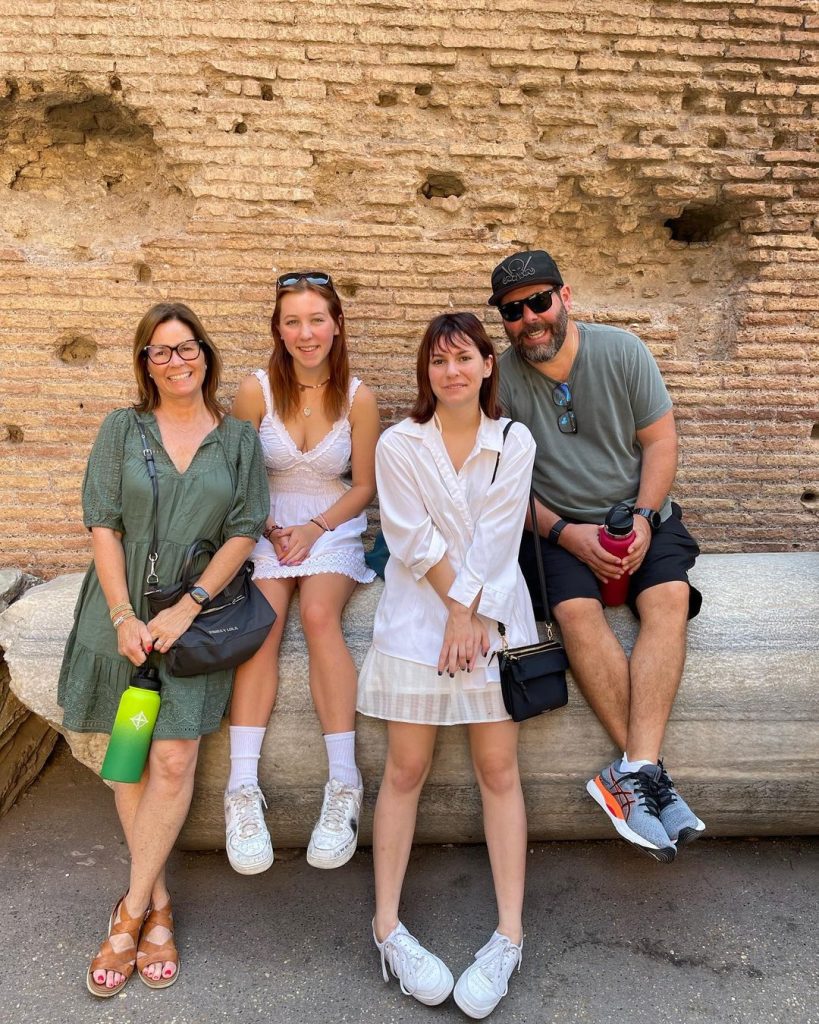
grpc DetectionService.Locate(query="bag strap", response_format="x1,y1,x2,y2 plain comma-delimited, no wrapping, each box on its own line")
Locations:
490,420,514,485
132,411,160,586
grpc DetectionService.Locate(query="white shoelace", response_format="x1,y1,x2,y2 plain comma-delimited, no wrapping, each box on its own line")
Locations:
227,787,268,840
318,783,355,834
470,933,522,997
380,930,430,996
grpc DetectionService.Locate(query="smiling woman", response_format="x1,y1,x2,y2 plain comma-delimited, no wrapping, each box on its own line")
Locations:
57,301,269,997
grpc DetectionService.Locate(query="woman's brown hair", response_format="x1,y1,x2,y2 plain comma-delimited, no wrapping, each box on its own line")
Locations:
410,312,501,423
132,302,224,421
268,280,349,421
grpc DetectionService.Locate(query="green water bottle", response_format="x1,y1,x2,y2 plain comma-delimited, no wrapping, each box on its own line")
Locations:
100,666,161,783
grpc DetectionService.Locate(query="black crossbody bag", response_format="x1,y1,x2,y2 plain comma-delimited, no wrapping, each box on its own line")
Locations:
133,413,276,678
493,427,569,722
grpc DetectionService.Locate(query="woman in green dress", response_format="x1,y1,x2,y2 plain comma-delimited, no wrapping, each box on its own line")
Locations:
58,302,269,997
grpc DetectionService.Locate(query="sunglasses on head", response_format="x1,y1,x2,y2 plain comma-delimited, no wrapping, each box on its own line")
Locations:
498,287,559,323
276,271,334,292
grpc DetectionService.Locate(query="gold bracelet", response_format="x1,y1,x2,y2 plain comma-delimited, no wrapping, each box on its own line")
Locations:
112,610,136,629
109,602,133,620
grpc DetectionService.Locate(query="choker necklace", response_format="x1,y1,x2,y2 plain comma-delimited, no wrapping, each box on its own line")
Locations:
297,378,329,417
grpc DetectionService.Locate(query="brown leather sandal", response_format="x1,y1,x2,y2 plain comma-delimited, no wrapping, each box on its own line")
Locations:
86,895,146,998
136,899,180,989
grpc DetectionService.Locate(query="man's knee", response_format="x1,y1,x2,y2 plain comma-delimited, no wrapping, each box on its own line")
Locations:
553,596,606,637
635,581,690,626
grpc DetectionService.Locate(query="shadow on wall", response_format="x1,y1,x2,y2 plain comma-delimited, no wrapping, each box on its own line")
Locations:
0,77,193,259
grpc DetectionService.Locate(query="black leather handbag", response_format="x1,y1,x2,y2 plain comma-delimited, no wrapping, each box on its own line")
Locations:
498,490,569,722
134,414,276,678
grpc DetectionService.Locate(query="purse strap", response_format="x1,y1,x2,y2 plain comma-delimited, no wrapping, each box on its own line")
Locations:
132,411,160,586
493,421,556,640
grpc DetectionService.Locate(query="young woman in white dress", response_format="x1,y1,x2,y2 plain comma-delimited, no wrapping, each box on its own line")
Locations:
225,272,379,873
357,312,537,1018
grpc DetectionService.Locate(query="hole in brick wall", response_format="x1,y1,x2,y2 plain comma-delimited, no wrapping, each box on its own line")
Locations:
811,423,819,440
681,86,706,112
414,84,432,96
801,489,818,508
376,92,398,107
260,83,273,101
520,83,541,97
56,334,97,364
665,204,736,244
109,74,122,92
78,402,84,409
4,424,24,443
707,129,727,149
233,121,248,134
725,95,743,115
772,131,796,148
338,280,360,297
421,172,465,199
135,261,152,284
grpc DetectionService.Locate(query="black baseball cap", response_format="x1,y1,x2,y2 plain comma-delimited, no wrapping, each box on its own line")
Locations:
488,250,564,306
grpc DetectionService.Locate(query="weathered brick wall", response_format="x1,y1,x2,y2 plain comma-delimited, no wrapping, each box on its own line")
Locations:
1,0,817,577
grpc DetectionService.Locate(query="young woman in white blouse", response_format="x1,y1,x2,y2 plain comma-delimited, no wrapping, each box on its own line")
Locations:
357,312,537,1019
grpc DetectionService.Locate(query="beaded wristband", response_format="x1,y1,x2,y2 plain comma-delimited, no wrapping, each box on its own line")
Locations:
109,601,133,620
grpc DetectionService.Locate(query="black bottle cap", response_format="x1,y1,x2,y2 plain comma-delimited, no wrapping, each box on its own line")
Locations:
131,666,161,691
604,502,634,537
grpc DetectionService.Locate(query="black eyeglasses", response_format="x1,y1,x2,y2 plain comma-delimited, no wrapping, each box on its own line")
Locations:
498,287,558,323
276,271,334,292
142,338,203,365
553,382,577,434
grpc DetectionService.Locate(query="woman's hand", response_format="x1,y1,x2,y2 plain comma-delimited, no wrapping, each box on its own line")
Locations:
146,599,199,655
116,616,154,666
437,603,490,676
273,521,324,566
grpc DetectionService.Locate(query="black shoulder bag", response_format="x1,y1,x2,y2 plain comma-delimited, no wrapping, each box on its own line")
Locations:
133,413,276,678
494,427,569,721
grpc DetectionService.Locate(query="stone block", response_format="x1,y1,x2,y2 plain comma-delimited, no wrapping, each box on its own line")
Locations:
0,555,817,848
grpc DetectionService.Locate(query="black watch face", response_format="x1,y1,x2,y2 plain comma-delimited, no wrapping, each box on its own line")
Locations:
637,509,660,530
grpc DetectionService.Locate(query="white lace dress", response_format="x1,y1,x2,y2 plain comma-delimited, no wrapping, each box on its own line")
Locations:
249,370,376,583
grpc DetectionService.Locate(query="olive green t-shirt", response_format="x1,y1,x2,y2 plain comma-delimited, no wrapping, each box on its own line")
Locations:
498,322,673,524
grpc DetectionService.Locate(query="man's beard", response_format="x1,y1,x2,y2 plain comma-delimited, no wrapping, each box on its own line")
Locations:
507,301,569,364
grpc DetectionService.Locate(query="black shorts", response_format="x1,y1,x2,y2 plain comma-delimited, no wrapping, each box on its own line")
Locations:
519,502,702,621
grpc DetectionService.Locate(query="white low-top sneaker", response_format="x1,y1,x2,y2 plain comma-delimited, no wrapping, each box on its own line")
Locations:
373,921,454,1006
306,778,363,869
224,784,275,875
454,931,523,1019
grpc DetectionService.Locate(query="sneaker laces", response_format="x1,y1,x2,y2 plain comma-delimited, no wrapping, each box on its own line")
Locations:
318,782,355,834
654,760,677,811
619,769,663,817
228,787,268,840
380,930,430,996
471,933,522,996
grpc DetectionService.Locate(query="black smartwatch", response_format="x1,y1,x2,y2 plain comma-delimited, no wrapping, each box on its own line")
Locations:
548,519,568,546
188,585,210,606
634,507,661,531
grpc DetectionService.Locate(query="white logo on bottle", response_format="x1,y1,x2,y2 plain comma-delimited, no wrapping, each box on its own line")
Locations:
130,711,149,731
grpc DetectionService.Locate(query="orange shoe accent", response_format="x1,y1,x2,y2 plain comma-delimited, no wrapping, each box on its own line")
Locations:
594,777,625,820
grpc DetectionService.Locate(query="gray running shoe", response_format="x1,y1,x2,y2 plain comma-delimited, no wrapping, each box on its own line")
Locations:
656,760,706,846
586,760,676,863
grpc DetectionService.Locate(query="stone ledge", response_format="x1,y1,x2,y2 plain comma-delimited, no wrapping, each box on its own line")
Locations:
0,553,817,847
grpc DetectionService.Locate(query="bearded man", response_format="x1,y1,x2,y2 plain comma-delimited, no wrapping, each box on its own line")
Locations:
491,249,704,863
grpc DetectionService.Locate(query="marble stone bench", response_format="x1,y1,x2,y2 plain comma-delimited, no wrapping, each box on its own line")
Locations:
0,553,817,848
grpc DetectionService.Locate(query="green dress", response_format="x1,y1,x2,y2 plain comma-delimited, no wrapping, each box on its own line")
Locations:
58,408,270,739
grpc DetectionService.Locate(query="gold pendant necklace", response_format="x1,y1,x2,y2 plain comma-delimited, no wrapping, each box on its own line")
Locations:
298,377,329,417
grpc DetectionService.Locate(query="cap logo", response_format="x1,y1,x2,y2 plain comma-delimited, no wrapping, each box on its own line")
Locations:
499,255,535,286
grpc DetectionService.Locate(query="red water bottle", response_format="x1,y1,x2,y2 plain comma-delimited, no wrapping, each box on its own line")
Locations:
598,503,636,607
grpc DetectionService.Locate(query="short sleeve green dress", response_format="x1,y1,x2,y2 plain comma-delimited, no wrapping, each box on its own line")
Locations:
58,408,270,740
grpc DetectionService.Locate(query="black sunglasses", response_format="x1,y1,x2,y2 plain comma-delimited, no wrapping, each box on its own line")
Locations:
553,382,577,434
498,287,559,323
276,271,334,292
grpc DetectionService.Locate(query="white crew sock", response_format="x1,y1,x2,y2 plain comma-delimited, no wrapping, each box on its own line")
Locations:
228,725,267,792
324,730,360,788
621,752,656,773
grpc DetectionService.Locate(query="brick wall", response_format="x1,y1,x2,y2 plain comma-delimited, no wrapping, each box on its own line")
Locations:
1,0,817,576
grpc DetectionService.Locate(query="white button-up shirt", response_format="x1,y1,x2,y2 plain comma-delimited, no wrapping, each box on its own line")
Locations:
371,413,538,678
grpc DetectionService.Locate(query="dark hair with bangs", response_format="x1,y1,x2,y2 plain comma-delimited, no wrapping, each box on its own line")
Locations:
132,302,224,421
410,311,501,423
268,279,349,422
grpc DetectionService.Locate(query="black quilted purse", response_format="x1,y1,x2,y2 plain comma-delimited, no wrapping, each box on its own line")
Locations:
134,414,276,678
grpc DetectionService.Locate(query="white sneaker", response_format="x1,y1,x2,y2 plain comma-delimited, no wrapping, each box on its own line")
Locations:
453,931,523,1019
224,784,274,875
373,921,454,1006
306,778,363,869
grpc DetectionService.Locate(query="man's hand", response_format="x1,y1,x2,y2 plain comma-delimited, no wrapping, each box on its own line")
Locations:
559,523,624,583
621,514,652,575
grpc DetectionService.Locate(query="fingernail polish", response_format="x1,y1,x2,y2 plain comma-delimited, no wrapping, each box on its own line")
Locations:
437,671,442,676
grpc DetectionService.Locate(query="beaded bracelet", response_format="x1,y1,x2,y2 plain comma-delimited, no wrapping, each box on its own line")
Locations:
112,610,136,629
310,517,328,532
262,523,281,540
109,601,133,621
